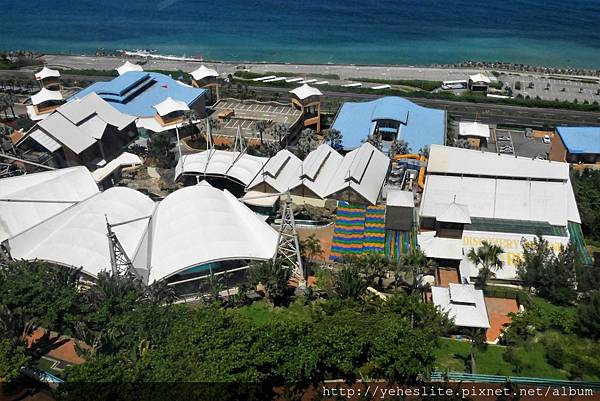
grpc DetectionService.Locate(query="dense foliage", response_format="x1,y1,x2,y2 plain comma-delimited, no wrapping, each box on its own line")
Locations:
571,169,600,243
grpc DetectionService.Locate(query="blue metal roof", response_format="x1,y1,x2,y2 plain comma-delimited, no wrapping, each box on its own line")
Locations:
70,72,206,118
556,126,600,154
331,96,446,151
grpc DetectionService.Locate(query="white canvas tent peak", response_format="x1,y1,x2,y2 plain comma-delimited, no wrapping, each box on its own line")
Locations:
34,66,60,81
116,61,144,75
190,65,219,80
289,84,323,100
153,97,190,116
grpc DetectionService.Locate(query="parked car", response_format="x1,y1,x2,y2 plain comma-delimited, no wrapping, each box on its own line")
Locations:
542,135,551,144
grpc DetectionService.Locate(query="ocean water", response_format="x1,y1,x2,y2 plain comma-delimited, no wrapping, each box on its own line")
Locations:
2,0,600,68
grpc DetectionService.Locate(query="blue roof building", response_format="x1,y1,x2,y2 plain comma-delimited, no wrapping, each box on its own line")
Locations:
553,126,600,164
71,72,206,118
331,96,446,152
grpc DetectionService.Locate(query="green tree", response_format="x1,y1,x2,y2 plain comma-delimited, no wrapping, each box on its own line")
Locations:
467,241,504,289
363,134,382,150
331,264,368,300
248,260,293,306
516,235,554,292
388,139,411,158
253,120,268,145
299,234,323,274
0,338,28,382
397,248,435,294
296,128,318,159
576,291,600,340
147,131,175,168
322,128,343,150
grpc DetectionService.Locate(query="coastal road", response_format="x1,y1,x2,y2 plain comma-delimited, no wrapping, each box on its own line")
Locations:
245,85,600,128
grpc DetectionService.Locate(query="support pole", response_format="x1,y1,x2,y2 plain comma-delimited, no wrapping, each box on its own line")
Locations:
274,191,305,286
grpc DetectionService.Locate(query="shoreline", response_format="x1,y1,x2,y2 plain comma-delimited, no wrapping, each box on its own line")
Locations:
4,49,600,78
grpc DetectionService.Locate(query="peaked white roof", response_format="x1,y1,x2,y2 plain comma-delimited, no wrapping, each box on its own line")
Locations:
34,66,60,80
325,142,390,205
60,92,136,131
29,129,62,152
247,149,302,193
153,96,190,116
116,61,144,75
175,150,267,186
142,183,278,283
436,201,471,224
36,113,97,154
469,73,491,84
31,88,63,106
458,121,490,139
432,284,490,329
190,65,219,80
0,167,99,242
292,143,343,199
91,152,143,183
289,84,323,100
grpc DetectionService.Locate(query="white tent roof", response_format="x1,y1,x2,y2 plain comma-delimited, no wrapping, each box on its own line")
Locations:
469,73,491,84
417,233,463,260
190,65,219,80
325,142,390,205
289,84,323,100
31,88,63,106
34,66,60,80
142,183,278,283
8,187,155,278
241,190,279,207
427,145,569,181
0,167,99,242
436,201,471,224
153,97,190,116
458,121,490,139
116,61,144,76
247,149,302,193
175,150,267,187
432,284,490,329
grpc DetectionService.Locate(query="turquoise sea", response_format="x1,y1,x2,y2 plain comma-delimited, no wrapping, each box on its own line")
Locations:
2,0,600,68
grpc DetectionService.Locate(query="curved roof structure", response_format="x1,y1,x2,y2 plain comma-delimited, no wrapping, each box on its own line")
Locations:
190,65,219,80
142,183,278,283
175,150,267,186
31,88,63,106
116,61,144,76
469,73,491,84
289,84,322,100
8,187,155,278
153,96,189,116
0,167,99,242
34,66,60,80
331,96,446,151
555,126,600,154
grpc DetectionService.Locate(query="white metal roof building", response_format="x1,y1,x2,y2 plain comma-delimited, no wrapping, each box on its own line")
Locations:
22,93,137,157
418,233,464,260
0,167,99,242
421,145,579,227
325,142,390,205
431,284,490,329
291,143,344,199
246,149,302,193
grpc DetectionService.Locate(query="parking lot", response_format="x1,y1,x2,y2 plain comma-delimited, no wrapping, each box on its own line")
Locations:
483,129,551,159
211,99,302,140
500,73,600,103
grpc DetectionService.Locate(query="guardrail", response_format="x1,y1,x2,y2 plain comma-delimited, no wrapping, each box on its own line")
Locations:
430,371,600,391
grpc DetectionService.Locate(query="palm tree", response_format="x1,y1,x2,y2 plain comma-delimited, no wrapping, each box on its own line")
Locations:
389,139,411,158
363,134,382,150
185,109,200,140
467,241,504,289
296,128,318,158
253,120,268,145
468,327,487,373
322,128,343,150
397,248,434,293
